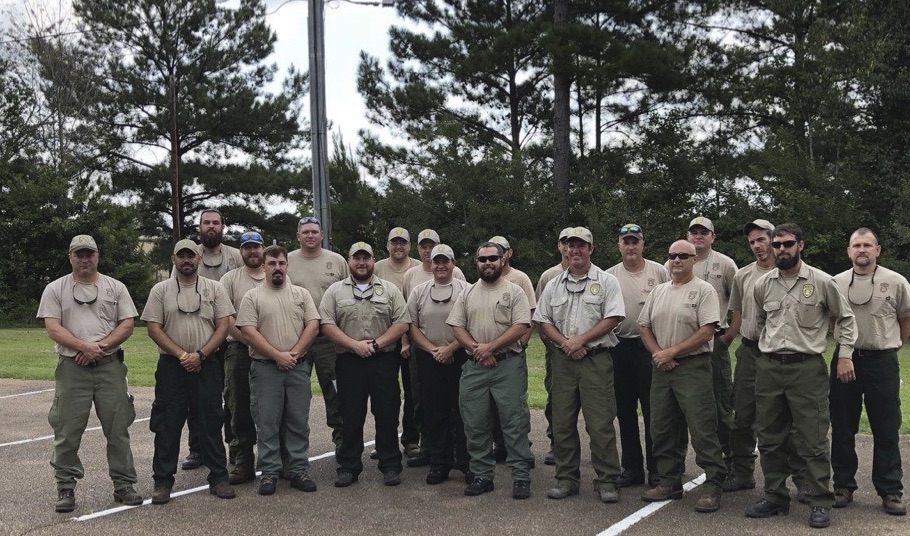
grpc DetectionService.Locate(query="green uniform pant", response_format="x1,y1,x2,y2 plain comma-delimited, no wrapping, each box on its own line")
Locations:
250,359,313,477
711,334,734,464
459,352,533,482
755,353,833,508
308,335,343,448
223,342,256,469
48,355,137,491
729,339,760,477
551,347,620,491
649,353,725,493
150,355,228,488
830,348,903,497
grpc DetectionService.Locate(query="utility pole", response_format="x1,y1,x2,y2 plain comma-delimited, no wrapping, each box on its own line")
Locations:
308,0,331,248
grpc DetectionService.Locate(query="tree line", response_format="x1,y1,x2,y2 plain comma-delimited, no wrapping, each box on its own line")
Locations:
2,0,908,324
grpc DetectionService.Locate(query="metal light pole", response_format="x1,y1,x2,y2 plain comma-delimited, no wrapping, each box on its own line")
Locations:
307,0,332,248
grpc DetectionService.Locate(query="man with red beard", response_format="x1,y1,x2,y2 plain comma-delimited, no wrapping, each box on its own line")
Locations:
746,223,856,529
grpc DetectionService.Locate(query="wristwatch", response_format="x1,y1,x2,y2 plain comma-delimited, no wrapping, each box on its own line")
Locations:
371,340,380,352
197,350,208,362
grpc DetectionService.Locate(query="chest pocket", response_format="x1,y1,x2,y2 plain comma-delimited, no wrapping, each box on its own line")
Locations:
676,301,698,326
371,296,392,322
494,301,512,325
795,300,823,328
99,298,119,322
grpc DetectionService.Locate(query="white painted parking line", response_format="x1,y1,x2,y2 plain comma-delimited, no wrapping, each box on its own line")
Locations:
0,388,55,399
0,418,151,448
596,473,707,536
72,440,377,522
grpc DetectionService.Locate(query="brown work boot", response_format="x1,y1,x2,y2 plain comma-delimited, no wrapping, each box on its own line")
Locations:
695,490,721,513
151,486,171,505
209,481,236,499
883,494,906,516
641,484,683,502
834,488,853,508
228,465,255,485
113,486,143,506
55,489,75,513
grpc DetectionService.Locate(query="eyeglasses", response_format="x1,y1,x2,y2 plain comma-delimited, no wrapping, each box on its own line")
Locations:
352,286,374,301
565,278,588,294
72,283,98,305
201,251,223,268
430,284,454,303
667,252,694,260
771,240,797,249
240,231,263,244
476,255,501,263
847,266,877,306
298,216,321,227
619,224,641,234
176,279,202,314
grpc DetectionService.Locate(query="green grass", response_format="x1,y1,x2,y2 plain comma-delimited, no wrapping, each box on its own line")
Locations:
3,328,907,433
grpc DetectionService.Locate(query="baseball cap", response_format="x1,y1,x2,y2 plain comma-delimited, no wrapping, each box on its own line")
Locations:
431,244,455,260
618,224,643,239
240,231,264,246
69,235,98,253
743,219,774,235
417,229,440,244
348,241,374,257
688,216,715,233
387,227,410,242
558,227,574,242
566,226,594,245
489,236,511,250
173,239,199,255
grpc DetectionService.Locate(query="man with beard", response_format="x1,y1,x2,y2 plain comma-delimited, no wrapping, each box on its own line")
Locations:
236,246,321,496
218,231,266,485
639,240,725,513
179,208,242,471
320,242,411,487
287,216,347,453
447,242,533,500
606,224,669,488
407,244,471,485
830,228,908,516
37,235,142,512
684,217,738,475
746,223,856,529
536,227,625,504
142,239,235,504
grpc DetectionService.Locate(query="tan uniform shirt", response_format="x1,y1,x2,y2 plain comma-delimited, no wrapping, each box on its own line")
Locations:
446,280,531,355
536,263,566,299
286,248,349,308
832,265,910,351
729,262,774,341
374,257,421,293
695,250,737,329
141,277,235,353
402,264,466,298
534,266,625,349
638,277,720,356
220,267,265,342
319,276,411,351
235,284,320,359
753,262,856,358
37,274,138,357
198,244,243,281
407,278,471,346
503,267,537,310
607,260,670,338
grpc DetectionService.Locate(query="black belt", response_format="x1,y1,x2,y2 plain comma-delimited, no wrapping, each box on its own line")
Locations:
63,353,117,367
673,352,709,363
741,338,759,349
853,348,894,358
226,341,248,348
766,352,818,364
493,350,521,361
587,346,611,356
252,356,306,364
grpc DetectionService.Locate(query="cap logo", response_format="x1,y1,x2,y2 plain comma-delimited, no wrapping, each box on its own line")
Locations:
574,227,583,235
394,229,404,236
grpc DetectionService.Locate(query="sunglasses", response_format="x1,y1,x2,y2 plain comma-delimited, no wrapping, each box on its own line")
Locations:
429,284,454,303
476,255,501,263
240,231,263,244
667,252,694,260
176,279,202,314
771,240,797,249
72,283,98,306
298,216,321,226
619,224,641,234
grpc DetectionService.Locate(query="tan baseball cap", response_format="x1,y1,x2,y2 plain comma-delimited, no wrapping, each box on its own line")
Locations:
558,227,574,242
69,235,98,253
431,244,455,260
348,241,374,257
387,227,410,242
173,239,198,255
489,236,511,250
743,219,774,235
417,229,440,244
566,226,594,245
688,216,715,233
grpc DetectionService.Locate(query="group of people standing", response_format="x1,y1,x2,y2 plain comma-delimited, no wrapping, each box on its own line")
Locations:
37,210,905,530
